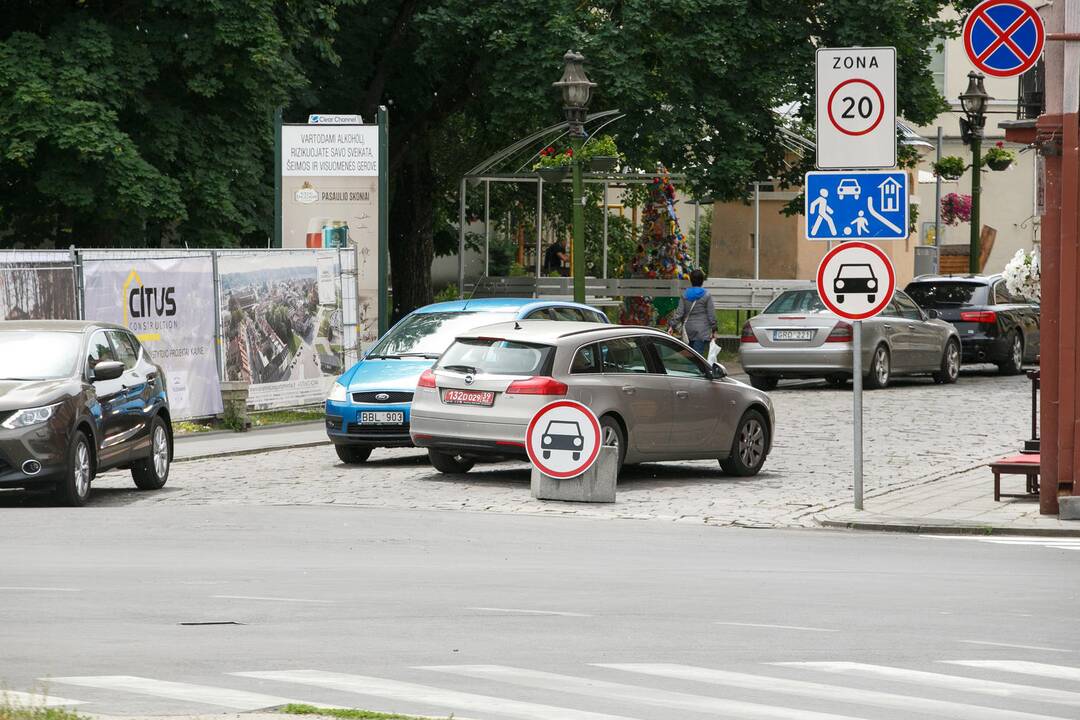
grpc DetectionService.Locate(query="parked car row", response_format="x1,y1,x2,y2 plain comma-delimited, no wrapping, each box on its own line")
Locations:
740,274,1039,390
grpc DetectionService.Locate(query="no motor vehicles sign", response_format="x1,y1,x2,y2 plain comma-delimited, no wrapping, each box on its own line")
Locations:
816,47,896,170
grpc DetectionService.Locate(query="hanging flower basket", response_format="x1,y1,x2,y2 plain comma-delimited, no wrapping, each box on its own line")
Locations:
588,155,619,172
983,142,1016,172
537,166,568,183
931,156,967,180
940,193,973,226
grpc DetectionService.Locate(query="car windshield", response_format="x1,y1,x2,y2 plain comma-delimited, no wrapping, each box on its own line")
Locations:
764,290,828,314
366,311,516,359
906,282,989,307
547,421,580,434
838,264,873,279
438,338,554,376
0,331,81,380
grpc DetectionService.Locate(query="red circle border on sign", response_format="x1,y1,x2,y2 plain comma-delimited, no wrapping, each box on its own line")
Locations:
963,0,1044,78
826,79,886,137
525,399,602,479
815,241,896,321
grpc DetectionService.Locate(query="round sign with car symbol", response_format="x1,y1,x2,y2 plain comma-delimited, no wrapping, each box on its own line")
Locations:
816,241,896,320
525,400,602,479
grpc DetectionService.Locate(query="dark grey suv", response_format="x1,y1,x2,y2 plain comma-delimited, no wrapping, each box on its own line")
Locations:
0,321,173,506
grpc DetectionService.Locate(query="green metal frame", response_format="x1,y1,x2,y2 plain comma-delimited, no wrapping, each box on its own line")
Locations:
378,106,390,336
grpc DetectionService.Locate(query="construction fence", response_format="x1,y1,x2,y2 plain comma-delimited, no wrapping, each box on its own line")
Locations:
0,248,370,420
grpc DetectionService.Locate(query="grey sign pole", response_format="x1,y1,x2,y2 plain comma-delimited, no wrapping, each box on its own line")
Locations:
852,319,864,510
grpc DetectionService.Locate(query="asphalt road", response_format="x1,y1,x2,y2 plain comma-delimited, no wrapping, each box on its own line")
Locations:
1,504,1078,720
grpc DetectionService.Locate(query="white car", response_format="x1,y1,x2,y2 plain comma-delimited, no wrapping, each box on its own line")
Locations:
837,178,861,200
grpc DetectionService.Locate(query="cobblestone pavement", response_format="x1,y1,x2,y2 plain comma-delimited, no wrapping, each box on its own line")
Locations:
76,368,1032,528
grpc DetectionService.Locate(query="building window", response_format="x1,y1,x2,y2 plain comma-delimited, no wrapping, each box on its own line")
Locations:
929,39,946,96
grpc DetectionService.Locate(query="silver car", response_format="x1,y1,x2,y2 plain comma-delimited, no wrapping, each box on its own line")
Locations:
410,321,774,477
739,289,962,390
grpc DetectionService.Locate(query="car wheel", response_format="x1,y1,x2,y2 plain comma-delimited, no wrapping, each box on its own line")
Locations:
826,374,848,388
748,374,779,391
54,430,93,507
542,450,551,460
720,409,769,476
998,331,1023,375
428,449,475,474
933,339,961,384
836,294,845,303
867,294,876,303
865,345,891,389
599,415,626,474
572,451,580,461
335,445,372,464
132,416,171,490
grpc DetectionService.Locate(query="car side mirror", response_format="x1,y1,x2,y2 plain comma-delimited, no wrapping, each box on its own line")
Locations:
91,360,125,382
710,362,728,380
926,309,940,320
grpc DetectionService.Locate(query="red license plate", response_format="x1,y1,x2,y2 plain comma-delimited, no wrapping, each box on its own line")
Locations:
443,389,495,406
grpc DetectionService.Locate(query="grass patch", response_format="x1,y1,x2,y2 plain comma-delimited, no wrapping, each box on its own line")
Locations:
279,704,450,720
0,702,86,720
289,332,303,355
249,408,325,427
174,420,215,434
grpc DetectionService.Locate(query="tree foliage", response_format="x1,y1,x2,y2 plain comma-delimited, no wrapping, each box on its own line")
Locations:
0,0,345,247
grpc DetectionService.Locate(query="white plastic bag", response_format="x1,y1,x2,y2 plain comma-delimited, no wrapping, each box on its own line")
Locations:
706,339,720,365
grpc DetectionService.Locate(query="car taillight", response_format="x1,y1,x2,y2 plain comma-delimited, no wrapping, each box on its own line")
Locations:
740,322,758,343
960,310,998,324
505,376,568,395
826,321,854,342
417,369,437,388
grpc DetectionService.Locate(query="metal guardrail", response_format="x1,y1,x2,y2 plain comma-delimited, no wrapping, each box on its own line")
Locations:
471,276,813,310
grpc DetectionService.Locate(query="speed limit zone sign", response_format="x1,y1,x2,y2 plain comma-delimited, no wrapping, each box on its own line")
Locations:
816,47,896,170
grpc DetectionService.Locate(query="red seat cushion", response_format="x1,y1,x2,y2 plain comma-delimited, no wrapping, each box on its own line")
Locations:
992,454,1040,466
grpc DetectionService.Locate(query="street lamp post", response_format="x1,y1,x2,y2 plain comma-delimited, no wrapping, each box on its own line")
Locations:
553,50,595,304
959,71,991,275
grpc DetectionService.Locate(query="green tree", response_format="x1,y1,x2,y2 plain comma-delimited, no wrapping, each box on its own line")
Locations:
0,0,345,247
301,0,960,319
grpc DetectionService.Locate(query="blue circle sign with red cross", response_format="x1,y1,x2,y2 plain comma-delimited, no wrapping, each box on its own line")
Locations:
964,0,1044,78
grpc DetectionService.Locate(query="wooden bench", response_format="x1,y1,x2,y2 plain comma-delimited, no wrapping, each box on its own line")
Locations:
989,454,1040,501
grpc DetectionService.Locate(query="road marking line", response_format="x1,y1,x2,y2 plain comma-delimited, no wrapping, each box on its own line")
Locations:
46,676,337,710
943,661,1080,682
1,691,85,708
212,595,336,604
421,664,874,720
773,662,1080,707
0,587,81,592
960,640,1074,653
715,621,838,633
467,607,591,617
598,663,1069,720
233,670,636,720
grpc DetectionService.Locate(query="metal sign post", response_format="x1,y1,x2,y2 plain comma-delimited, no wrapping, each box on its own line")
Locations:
816,242,895,511
852,319,863,510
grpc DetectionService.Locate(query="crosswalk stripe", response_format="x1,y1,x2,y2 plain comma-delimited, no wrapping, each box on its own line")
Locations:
943,661,1080,683
598,662,1070,720
47,675,337,711
1,690,85,708
774,662,1080,707
421,664,875,720
232,670,640,720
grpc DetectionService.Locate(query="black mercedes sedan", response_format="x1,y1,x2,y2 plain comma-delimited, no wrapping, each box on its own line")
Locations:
904,274,1040,374
0,321,172,505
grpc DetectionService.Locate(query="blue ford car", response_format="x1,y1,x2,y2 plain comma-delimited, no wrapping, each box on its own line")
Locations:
325,298,609,463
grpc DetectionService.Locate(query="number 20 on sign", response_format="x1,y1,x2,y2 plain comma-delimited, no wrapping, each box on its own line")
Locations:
816,47,896,170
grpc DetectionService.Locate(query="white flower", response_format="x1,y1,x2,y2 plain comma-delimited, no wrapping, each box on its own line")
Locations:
1003,248,1040,302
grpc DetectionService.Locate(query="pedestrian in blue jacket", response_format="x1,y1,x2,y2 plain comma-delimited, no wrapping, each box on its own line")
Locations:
668,269,717,356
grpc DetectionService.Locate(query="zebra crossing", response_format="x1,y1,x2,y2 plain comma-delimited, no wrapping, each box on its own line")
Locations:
922,535,1080,551
10,657,1080,720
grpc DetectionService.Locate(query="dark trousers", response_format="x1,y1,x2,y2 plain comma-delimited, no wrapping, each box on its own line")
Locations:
689,339,709,356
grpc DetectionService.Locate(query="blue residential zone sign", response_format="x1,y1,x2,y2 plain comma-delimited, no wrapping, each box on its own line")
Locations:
804,171,909,242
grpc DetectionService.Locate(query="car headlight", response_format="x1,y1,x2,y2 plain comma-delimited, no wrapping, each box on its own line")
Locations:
327,383,348,403
2,403,60,430
867,279,876,289
835,280,845,289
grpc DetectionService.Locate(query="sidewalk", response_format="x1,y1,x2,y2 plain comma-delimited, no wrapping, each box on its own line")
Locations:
173,421,328,462
817,463,1080,536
